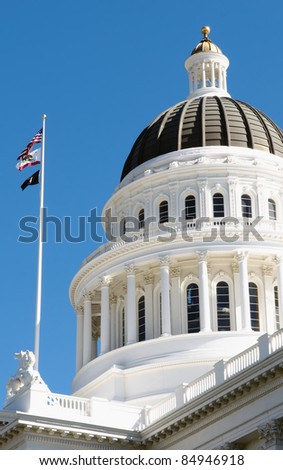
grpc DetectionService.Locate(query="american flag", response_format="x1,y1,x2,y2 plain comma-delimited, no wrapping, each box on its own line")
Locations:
17,128,43,161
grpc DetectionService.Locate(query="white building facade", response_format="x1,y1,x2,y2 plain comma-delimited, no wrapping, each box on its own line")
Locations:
1,26,283,450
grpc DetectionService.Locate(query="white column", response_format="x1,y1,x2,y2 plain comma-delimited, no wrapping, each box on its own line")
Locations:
100,277,110,355
82,291,92,365
170,266,181,334
76,306,84,372
198,180,208,217
256,180,266,216
274,256,283,329
110,295,117,350
223,68,227,91
263,265,276,334
211,61,215,87
232,262,241,330
197,251,211,332
193,65,198,90
125,264,137,344
219,66,223,88
228,178,237,217
189,67,193,94
160,256,171,336
144,273,154,340
202,62,206,88
236,251,251,330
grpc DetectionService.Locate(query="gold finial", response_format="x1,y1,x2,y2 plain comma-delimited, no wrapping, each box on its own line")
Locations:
201,26,210,38
42,114,47,119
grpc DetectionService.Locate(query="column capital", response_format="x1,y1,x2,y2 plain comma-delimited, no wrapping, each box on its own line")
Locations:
198,179,208,191
258,419,283,443
82,289,93,301
125,263,136,275
99,276,111,288
159,255,170,267
75,304,84,315
273,255,282,265
235,250,248,263
197,250,208,262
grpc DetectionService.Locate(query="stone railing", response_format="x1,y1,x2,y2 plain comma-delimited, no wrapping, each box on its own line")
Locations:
145,329,283,426
11,329,281,431
81,218,283,266
46,393,90,416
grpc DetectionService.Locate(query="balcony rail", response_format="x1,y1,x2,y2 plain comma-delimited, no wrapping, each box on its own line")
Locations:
82,218,283,265
38,329,282,429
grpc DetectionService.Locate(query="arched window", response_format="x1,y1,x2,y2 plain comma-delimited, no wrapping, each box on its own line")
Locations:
213,193,224,218
185,195,196,220
187,283,200,333
268,199,276,220
216,281,230,331
274,286,280,330
241,194,252,218
120,218,126,237
138,296,146,342
159,200,169,223
138,208,145,229
249,282,260,331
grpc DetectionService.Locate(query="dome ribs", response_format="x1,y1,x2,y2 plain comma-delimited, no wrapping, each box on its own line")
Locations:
157,102,185,157
181,98,203,149
178,99,194,149
120,97,283,181
254,109,283,157
238,100,275,154
227,99,253,149
204,96,230,147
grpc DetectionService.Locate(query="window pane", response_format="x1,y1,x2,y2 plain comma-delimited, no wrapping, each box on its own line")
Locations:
217,281,230,331
213,193,224,217
187,283,200,333
249,282,260,331
268,199,276,220
274,286,280,330
241,194,252,218
185,195,196,220
138,296,145,342
159,200,169,223
138,209,145,229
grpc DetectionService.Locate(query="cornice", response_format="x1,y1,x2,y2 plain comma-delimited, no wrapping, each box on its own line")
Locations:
70,234,283,308
0,419,142,450
140,359,283,449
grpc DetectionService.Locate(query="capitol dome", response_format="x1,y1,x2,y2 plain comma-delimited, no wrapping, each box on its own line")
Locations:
121,26,283,181
121,96,283,180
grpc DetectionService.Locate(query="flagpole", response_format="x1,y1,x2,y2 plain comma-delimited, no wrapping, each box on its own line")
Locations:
34,114,46,371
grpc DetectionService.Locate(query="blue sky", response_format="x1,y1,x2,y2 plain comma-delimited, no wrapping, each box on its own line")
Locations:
0,0,282,406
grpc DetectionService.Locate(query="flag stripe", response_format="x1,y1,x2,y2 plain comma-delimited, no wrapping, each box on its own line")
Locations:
17,160,40,171
16,148,41,171
17,128,43,160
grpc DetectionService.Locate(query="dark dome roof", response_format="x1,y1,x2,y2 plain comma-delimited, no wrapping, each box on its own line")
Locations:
121,96,283,181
